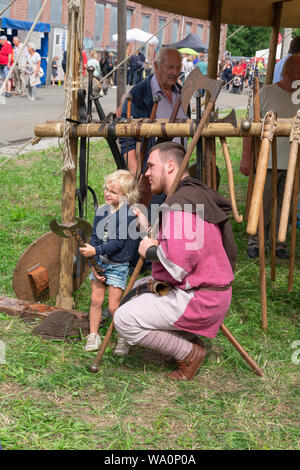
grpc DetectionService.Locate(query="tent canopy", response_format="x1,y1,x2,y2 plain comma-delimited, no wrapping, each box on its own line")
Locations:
163,33,208,53
131,0,300,28
0,17,50,33
112,28,158,45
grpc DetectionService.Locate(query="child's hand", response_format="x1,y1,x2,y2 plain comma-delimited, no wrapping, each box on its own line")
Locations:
79,243,96,258
91,266,106,283
132,205,150,233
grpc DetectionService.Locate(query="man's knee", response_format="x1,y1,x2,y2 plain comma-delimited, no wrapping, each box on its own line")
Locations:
114,305,138,342
113,306,126,336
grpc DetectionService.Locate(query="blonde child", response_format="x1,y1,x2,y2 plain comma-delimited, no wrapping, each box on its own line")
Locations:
80,170,139,352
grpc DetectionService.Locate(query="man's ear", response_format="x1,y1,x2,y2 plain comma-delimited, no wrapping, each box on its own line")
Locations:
166,159,176,173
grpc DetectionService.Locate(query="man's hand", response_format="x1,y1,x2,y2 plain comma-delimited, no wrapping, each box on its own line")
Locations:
79,243,96,258
138,237,158,258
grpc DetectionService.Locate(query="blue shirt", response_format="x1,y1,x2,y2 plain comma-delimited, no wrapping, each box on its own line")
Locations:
90,204,137,264
198,61,208,75
273,54,290,83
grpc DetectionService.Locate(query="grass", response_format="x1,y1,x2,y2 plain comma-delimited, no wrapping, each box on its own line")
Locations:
0,136,299,451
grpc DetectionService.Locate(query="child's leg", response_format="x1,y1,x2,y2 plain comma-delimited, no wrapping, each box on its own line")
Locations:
89,280,106,334
108,285,131,356
107,285,123,315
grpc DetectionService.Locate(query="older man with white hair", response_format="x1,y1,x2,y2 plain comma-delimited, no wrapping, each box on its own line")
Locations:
12,36,28,96
119,47,187,175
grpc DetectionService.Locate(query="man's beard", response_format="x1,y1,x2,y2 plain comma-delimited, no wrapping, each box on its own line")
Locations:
150,169,166,195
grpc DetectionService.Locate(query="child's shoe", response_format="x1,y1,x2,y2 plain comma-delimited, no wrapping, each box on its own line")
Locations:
85,333,101,351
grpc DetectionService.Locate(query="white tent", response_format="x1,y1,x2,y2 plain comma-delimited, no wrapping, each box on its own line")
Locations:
255,43,282,62
112,28,158,45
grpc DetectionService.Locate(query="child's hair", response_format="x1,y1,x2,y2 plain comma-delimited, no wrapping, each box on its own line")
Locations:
104,170,139,206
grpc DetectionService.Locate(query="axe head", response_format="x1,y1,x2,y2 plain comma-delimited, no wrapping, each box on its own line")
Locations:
181,68,218,116
215,109,238,128
50,218,93,239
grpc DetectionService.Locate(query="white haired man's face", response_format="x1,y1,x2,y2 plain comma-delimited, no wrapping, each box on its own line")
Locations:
154,50,182,90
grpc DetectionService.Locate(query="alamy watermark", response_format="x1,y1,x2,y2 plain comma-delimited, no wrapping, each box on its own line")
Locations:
0,341,6,365
291,81,300,105
291,340,300,365
95,203,205,250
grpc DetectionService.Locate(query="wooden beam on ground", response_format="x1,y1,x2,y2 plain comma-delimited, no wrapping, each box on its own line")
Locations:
0,296,88,321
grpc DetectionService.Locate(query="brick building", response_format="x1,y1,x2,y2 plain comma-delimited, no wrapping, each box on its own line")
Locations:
1,0,227,78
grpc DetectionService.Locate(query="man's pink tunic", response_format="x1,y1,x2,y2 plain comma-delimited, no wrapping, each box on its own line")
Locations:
152,210,234,338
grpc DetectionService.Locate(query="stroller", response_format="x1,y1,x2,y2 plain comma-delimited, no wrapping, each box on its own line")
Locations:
231,75,242,94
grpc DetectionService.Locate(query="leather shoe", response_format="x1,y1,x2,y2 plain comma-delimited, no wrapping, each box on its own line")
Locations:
247,247,259,258
165,343,206,381
162,335,204,365
276,248,289,259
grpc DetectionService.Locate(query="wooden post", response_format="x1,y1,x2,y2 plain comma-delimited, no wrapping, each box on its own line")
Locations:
205,0,222,187
207,0,222,83
117,0,127,108
56,0,85,310
265,1,283,86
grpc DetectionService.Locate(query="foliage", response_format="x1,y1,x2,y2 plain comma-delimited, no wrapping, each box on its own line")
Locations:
0,137,299,450
226,25,272,57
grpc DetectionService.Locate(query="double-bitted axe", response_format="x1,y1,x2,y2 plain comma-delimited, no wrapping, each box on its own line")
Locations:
50,218,106,279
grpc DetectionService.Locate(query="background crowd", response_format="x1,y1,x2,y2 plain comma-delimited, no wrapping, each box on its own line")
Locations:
0,34,274,101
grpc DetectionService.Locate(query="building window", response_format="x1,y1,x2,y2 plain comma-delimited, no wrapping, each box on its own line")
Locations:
127,9,133,30
94,2,105,48
50,0,63,24
142,14,151,33
197,24,203,39
0,0,10,17
157,18,166,47
28,0,42,22
185,22,192,37
171,20,179,43
110,4,118,45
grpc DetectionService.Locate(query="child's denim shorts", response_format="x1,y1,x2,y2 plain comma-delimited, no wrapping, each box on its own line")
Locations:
89,259,129,290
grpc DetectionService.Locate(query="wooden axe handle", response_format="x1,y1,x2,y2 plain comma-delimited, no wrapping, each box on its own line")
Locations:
278,140,299,242
271,138,278,281
220,325,264,377
70,230,106,278
288,149,300,292
219,137,243,223
247,111,276,236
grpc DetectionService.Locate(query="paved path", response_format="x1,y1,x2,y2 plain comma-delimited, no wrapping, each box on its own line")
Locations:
0,83,249,156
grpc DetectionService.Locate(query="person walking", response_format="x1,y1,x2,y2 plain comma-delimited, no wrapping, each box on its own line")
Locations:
25,43,42,101
12,36,27,96
0,35,13,97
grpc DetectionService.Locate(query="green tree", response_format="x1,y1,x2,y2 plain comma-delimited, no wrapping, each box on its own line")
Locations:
226,25,271,57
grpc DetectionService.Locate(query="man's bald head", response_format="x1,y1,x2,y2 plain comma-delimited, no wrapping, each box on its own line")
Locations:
282,54,300,84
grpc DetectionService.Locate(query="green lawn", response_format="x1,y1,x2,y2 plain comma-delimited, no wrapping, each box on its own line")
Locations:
0,137,299,450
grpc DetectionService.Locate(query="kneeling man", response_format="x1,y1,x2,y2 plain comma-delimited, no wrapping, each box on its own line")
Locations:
114,142,237,381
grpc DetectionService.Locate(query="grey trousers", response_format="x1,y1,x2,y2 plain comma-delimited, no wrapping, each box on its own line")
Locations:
248,169,287,250
14,67,27,94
